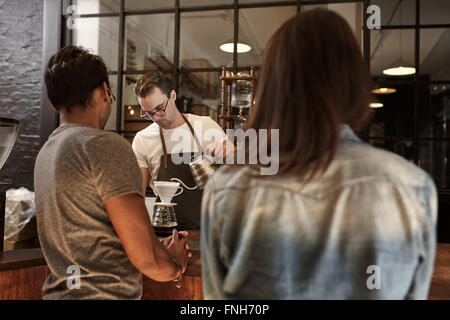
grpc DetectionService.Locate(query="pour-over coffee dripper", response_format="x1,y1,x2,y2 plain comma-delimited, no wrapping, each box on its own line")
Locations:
152,181,184,236
153,181,183,204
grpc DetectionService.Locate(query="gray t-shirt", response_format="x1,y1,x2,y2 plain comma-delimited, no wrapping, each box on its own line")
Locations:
34,124,144,299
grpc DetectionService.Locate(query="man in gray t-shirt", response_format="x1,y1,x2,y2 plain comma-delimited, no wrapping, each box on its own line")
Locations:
35,46,191,299
35,125,144,299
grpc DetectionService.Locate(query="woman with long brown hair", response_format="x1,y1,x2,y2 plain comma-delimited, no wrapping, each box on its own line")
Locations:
201,9,437,299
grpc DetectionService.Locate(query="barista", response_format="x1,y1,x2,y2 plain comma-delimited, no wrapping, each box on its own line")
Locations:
132,72,227,230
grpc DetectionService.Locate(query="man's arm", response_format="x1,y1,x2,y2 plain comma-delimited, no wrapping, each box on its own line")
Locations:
105,192,189,282
140,167,149,194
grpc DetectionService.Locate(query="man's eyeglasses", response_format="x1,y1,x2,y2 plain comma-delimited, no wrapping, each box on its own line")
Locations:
106,87,116,103
140,97,169,119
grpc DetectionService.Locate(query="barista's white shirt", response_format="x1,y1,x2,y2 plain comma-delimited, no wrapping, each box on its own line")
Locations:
132,113,227,187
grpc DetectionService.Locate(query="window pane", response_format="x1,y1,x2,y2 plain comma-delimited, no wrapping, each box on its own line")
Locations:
420,29,450,81
180,0,233,7
419,85,450,138
104,76,118,131
178,72,221,123
369,0,415,26
421,0,450,25
180,10,234,69
71,0,119,14
238,6,297,67
418,140,450,190
370,29,415,77
124,14,175,71
369,82,416,137
72,17,119,71
125,0,174,11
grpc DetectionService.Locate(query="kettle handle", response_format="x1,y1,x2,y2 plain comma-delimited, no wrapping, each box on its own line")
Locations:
170,178,197,190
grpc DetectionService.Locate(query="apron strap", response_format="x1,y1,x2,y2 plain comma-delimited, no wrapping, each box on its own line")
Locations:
159,113,203,169
180,113,203,155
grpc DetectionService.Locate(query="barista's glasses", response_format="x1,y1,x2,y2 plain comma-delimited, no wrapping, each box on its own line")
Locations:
140,97,169,119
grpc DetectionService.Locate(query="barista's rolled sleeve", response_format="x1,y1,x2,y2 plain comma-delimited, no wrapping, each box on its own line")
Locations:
131,134,149,168
86,132,144,202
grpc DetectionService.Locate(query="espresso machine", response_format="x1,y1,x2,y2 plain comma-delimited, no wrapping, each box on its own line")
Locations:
0,118,20,251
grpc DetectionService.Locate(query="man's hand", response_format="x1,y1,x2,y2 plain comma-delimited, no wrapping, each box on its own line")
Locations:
204,139,236,164
165,229,192,273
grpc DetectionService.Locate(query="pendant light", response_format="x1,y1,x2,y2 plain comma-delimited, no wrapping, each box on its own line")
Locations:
370,102,384,108
372,87,397,94
219,39,251,53
373,32,396,94
382,2,415,76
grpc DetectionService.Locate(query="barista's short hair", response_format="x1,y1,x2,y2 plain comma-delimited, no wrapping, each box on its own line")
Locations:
134,72,174,99
44,45,110,113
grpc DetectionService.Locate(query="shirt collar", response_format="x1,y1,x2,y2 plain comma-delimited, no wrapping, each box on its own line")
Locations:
339,124,361,142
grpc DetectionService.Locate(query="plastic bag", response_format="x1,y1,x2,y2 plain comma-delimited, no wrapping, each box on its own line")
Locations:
4,187,35,240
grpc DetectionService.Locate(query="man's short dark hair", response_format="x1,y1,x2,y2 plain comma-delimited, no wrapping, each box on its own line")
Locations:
44,45,110,113
134,72,174,99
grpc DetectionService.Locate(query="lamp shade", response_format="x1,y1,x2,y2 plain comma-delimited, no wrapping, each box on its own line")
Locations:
372,87,397,94
219,40,251,53
370,102,384,108
0,118,20,170
382,59,416,76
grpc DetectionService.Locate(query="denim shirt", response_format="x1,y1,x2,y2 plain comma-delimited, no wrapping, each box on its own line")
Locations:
201,125,437,299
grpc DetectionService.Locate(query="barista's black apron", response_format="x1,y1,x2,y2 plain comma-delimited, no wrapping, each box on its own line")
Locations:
156,113,203,230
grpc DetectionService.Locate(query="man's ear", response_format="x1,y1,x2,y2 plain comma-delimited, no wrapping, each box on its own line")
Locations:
170,89,177,101
101,81,109,102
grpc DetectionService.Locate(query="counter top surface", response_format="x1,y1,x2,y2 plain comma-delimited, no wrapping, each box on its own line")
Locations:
1,233,449,299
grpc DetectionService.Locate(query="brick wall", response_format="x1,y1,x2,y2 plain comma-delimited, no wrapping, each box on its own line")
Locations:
0,0,43,190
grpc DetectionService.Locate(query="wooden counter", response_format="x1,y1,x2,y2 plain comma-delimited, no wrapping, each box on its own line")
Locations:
1,235,449,300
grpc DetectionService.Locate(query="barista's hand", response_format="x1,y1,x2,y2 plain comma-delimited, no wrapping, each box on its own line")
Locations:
166,229,191,273
204,139,236,164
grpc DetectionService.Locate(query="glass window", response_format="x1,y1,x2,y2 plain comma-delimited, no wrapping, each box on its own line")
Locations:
369,0,415,26
369,82,416,138
72,17,119,71
370,29,415,77
124,14,175,71
125,0,175,11
238,6,297,67
71,0,120,15
178,72,221,123
104,76,118,131
418,140,450,190
180,0,233,7
418,85,450,138
420,29,450,81
180,10,234,69
420,0,450,25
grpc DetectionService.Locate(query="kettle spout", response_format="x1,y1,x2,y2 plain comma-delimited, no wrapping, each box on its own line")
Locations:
170,178,198,190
